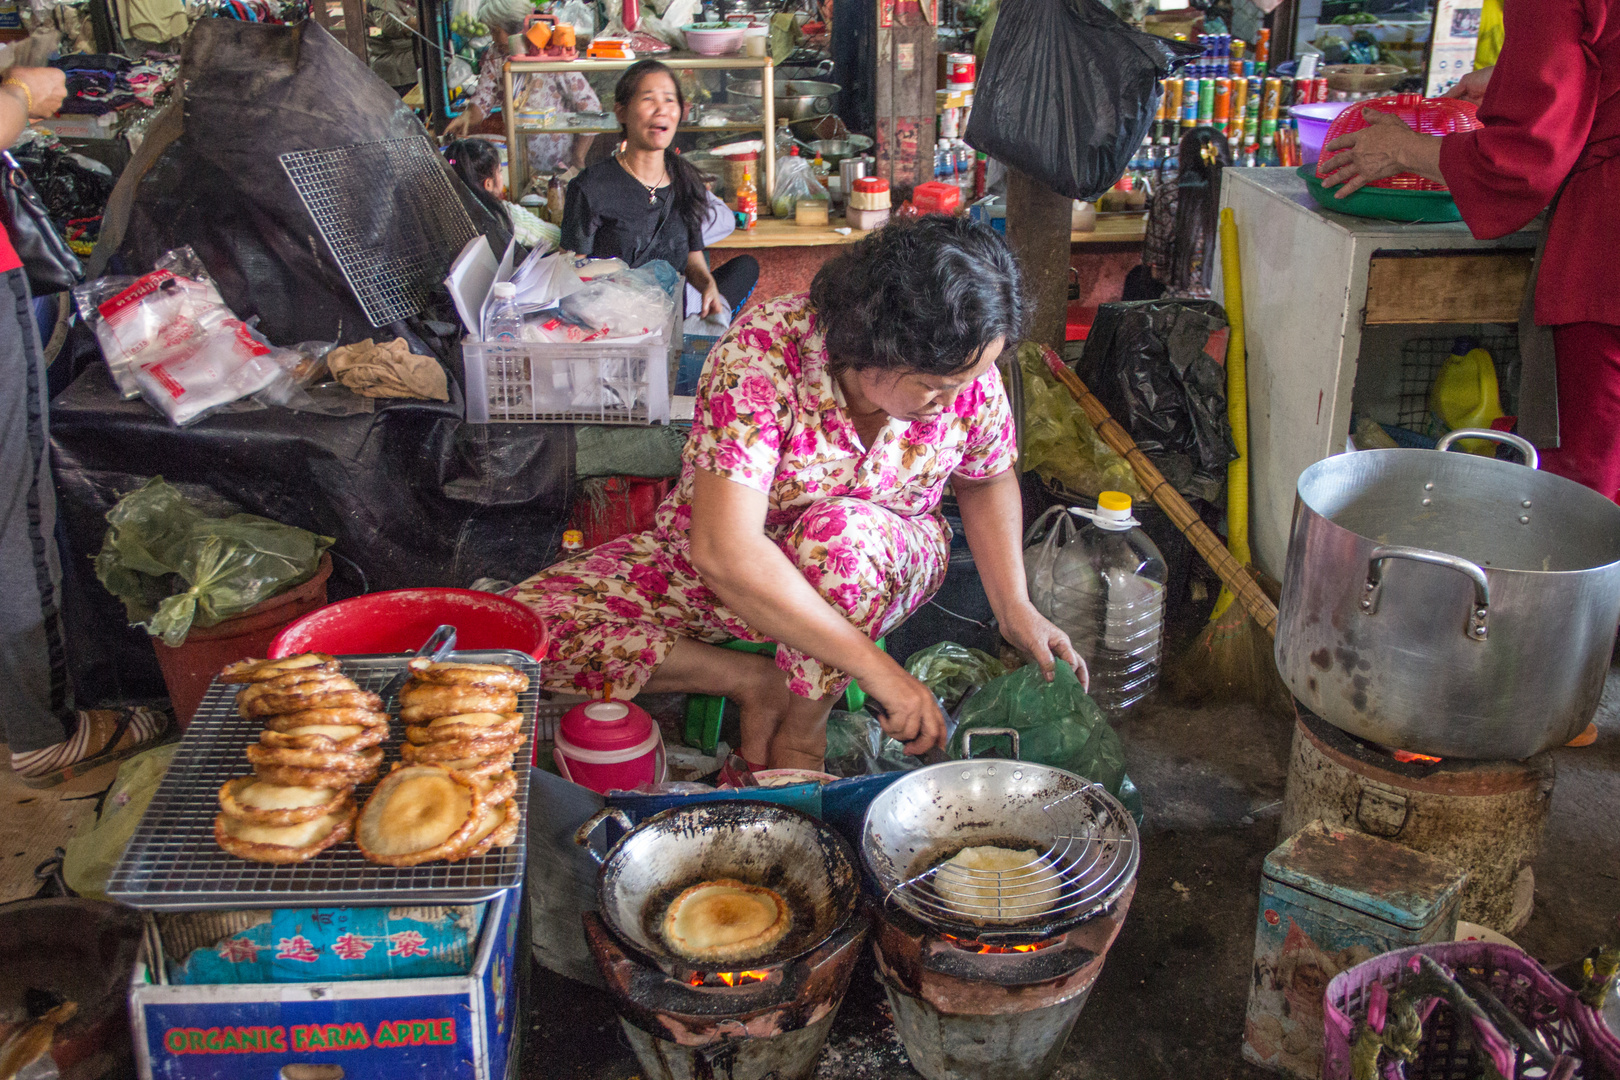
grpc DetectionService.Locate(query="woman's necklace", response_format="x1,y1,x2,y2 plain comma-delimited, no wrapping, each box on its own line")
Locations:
617,148,668,205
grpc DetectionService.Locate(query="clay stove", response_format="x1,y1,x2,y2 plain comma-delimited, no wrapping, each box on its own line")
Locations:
582,911,868,1080
1281,702,1555,933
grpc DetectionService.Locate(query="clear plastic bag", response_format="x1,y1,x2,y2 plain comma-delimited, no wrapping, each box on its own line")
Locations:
72,246,234,399
1023,504,1100,653
824,710,924,778
558,261,677,338
132,319,299,426
769,153,828,218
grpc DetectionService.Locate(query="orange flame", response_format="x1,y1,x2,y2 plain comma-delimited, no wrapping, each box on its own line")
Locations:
942,933,1053,955
1392,750,1443,764
687,970,772,987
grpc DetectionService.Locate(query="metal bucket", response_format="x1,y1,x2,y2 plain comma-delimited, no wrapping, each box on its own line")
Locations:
1275,430,1620,759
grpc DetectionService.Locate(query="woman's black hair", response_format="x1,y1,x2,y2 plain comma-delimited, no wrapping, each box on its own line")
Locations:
445,138,512,232
809,215,1024,376
614,60,708,242
1170,126,1231,292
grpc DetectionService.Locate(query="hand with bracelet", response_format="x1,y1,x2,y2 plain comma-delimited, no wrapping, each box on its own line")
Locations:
0,67,67,121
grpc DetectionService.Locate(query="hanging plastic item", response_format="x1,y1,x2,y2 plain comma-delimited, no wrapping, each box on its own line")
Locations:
964,0,1198,200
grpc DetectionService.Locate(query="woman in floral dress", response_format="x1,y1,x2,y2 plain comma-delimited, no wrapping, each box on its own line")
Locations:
514,217,1083,769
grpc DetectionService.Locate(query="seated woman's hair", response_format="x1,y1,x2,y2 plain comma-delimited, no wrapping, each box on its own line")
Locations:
810,215,1024,376
477,0,531,34
444,138,511,231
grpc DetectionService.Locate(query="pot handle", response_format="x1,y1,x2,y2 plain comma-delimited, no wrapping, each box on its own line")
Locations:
962,727,1021,761
1362,545,1491,641
1437,428,1540,470
573,806,633,864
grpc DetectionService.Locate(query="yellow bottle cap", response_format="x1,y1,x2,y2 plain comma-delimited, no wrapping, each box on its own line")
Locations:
1097,491,1133,513
562,529,584,548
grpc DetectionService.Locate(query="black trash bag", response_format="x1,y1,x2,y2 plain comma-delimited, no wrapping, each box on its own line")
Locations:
1080,299,1237,499
964,0,1198,201
13,144,115,232
101,18,509,348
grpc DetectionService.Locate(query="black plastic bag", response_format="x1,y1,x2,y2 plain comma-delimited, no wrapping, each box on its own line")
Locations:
964,0,1198,200
1080,299,1236,498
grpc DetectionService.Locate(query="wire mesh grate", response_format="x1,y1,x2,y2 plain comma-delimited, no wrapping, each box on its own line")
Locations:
280,138,477,328
108,651,538,911
1396,331,1520,433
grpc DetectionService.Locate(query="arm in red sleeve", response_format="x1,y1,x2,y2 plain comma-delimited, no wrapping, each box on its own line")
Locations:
1439,0,1601,238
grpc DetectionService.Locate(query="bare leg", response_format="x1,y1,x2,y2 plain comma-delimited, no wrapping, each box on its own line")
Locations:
641,636,792,764
768,692,839,771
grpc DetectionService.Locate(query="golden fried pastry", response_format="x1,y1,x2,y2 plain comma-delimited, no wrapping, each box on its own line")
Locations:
219,654,339,684
405,659,530,693
214,806,355,864
397,685,517,724
932,846,1063,923
356,765,482,866
405,712,521,745
259,724,388,754
241,689,384,718
252,762,380,789
407,752,510,779
397,731,521,765
260,708,391,733
469,768,518,805
453,798,519,860
218,777,351,826
246,743,386,773
663,879,791,963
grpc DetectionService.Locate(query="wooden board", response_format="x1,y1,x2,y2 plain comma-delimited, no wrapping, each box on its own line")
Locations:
711,214,1147,250
1364,252,1533,325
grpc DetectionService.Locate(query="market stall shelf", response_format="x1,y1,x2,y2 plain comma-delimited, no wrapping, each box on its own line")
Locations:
108,651,539,911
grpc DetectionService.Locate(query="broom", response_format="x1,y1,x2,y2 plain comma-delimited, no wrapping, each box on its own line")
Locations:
1166,208,1291,714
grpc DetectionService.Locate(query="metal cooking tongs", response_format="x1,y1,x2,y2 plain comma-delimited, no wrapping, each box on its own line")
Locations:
379,623,457,700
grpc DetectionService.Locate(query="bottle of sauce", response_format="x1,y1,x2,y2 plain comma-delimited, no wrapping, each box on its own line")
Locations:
737,170,758,229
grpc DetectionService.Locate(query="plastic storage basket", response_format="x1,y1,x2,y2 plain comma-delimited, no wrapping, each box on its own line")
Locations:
1323,941,1620,1080
462,300,682,424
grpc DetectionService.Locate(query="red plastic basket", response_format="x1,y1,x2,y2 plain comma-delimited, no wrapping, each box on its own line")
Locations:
1316,94,1482,191
1324,942,1620,1080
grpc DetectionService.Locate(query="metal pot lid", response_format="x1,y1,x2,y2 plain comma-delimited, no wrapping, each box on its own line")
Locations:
860,758,1139,943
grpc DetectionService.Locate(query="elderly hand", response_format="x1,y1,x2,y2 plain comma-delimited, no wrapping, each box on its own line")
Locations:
861,663,948,756
699,280,725,319
1318,107,1443,198
4,67,66,119
998,602,1088,689
1445,66,1493,105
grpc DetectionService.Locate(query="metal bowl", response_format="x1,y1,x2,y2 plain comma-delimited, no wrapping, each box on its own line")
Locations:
860,738,1139,943
807,134,872,166
578,801,860,977
726,76,842,121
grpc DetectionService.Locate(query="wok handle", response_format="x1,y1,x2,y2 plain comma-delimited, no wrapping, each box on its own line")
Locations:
1437,428,1540,470
962,727,1021,761
573,806,633,864
1363,545,1491,641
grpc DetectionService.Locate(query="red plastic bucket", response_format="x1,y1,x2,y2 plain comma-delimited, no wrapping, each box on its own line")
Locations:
268,588,549,663
153,553,334,730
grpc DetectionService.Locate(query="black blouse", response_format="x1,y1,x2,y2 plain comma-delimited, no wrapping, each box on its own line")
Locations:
560,156,703,270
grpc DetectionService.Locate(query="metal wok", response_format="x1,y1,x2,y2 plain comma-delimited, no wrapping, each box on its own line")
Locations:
576,801,860,978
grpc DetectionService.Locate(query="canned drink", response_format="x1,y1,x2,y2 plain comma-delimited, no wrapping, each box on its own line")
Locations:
1167,77,1183,119
1230,78,1248,142
1262,77,1281,122
1199,78,1215,122
1312,77,1329,103
1213,78,1231,124
1182,78,1199,126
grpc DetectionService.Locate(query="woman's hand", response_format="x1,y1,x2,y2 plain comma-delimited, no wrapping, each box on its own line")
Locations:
699,279,725,319
1319,107,1444,197
1445,66,1493,105
5,68,66,119
860,664,949,756
441,104,481,142
999,601,1088,689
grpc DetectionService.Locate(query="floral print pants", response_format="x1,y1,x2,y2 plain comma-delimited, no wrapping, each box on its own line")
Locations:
513,497,950,700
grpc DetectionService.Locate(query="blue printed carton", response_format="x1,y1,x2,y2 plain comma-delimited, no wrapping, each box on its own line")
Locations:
131,889,519,1080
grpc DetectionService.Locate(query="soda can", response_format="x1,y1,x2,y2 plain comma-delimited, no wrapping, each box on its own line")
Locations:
1262,77,1281,123
1213,78,1231,124
1182,78,1199,127
1199,78,1215,122
1312,77,1329,103
1167,77,1184,120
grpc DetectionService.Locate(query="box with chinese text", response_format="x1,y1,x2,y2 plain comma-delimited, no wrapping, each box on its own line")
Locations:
131,889,519,1080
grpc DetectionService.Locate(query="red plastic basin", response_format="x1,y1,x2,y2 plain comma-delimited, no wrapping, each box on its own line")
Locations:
268,588,549,662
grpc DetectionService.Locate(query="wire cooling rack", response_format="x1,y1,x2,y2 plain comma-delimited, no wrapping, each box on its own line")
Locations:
280,137,477,328
108,651,539,911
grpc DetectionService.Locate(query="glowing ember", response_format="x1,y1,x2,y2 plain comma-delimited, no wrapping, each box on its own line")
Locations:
942,933,1056,955
1392,750,1443,764
686,969,773,987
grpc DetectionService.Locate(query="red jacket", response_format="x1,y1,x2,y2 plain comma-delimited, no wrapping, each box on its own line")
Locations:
1439,0,1620,326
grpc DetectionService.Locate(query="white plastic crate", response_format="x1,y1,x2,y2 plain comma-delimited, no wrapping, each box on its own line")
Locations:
462,301,681,425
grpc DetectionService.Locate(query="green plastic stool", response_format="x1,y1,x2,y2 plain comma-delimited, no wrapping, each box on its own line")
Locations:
681,637,883,755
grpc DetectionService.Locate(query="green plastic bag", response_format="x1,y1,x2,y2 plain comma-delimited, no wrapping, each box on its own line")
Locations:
94,477,334,647
905,641,1006,715
62,743,178,900
948,660,1141,820
1018,343,1146,502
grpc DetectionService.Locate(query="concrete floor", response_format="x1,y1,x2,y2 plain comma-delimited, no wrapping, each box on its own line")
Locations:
520,667,1620,1080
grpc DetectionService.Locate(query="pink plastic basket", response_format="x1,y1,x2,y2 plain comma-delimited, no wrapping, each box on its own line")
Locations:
1324,942,1620,1079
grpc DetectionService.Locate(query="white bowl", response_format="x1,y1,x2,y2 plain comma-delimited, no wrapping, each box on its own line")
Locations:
682,22,748,55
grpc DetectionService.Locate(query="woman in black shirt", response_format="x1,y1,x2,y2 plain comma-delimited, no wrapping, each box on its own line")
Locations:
560,60,759,319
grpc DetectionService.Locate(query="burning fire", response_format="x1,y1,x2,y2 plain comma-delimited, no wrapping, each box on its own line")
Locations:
942,933,1055,955
1392,750,1443,764
687,970,772,988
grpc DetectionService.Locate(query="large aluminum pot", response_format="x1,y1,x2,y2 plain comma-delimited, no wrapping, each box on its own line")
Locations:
1276,430,1620,759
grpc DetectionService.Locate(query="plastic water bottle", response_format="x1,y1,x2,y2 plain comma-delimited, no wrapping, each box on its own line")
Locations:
1065,492,1167,717
485,281,523,341
484,281,531,409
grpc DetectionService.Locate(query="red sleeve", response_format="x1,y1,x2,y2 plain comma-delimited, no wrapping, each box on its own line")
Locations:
1438,0,1601,238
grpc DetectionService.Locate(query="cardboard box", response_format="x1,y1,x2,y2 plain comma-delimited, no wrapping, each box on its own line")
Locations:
131,889,520,1080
